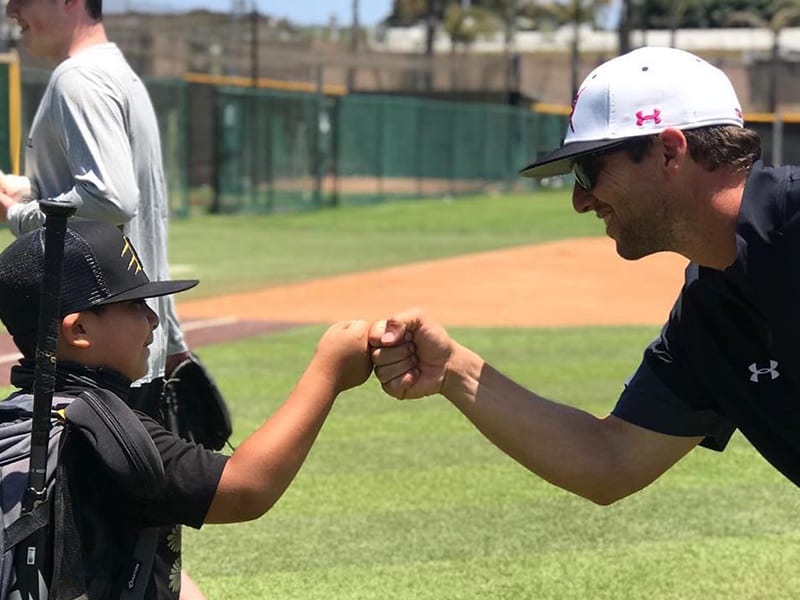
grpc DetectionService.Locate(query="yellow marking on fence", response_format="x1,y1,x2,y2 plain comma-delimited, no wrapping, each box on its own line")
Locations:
531,102,571,115
0,51,21,175
184,73,347,96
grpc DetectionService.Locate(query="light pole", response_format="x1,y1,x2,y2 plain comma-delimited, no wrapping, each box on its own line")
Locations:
347,0,359,89
250,0,259,86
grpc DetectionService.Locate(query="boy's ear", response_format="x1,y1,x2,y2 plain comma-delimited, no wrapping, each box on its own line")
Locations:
60,312,91,349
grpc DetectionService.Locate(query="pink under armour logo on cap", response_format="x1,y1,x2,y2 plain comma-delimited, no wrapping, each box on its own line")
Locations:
635,109,662,127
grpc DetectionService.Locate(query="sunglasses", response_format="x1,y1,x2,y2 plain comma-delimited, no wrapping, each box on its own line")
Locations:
571,137,653,191
571,153,604,191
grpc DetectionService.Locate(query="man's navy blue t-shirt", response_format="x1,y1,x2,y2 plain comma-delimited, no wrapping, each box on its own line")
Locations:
613,160,800,486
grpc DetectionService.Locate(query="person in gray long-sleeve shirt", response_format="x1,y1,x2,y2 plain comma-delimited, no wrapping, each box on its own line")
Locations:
6,42,189,393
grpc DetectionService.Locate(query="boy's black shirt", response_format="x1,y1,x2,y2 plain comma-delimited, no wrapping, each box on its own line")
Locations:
9,360,228,599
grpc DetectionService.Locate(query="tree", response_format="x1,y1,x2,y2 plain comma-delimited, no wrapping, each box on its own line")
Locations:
386,0,435,25
443,4,500,51
544,0,613,100
638,0,784,29
387,0,614,98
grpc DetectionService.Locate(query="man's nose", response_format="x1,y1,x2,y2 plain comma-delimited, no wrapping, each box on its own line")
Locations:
572,183,597,214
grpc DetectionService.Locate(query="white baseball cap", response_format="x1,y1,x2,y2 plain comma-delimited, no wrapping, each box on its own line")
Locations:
520,46,744,178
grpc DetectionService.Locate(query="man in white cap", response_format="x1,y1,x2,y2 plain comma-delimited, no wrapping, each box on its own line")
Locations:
368,47,800,503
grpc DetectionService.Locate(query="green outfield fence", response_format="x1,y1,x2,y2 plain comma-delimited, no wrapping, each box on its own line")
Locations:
206,84,566,213
10,58,800,217
209,85,337,213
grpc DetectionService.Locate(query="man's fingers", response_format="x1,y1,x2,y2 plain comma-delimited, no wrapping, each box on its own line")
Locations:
373,353,416,384
371,341,415,366
380,369,419,400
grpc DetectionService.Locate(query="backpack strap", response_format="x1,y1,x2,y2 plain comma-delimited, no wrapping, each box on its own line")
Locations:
3,499,49,552
118,528,160,600
66,389,165,495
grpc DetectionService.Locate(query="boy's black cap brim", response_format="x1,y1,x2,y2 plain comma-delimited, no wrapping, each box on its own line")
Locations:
518,138,634,178
94,279,199,307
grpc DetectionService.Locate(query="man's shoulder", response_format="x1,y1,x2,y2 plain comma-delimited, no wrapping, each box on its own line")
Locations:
737,160,800,241
49,44,133,92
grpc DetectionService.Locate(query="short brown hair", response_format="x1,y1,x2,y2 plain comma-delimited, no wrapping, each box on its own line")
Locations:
626,125,761,174
683,125,761,174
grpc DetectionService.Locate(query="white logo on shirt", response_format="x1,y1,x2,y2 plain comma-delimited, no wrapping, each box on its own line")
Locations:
749,361,780,383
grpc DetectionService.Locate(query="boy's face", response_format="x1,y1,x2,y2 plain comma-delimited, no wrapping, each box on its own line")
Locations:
75,299,159,381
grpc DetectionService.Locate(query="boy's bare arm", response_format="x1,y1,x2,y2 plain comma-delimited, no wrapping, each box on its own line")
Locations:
204,320,372,523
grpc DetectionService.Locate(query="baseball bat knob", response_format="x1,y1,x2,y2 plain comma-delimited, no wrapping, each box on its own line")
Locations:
39,199,79,219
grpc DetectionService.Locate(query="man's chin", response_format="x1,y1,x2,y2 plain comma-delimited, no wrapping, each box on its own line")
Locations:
615,240,661,262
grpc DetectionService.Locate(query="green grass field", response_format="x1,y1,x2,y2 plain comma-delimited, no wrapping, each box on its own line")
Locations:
187,327,800,599
162,189,800,599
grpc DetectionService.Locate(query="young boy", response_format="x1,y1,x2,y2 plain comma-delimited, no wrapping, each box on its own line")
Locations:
0,219,373,598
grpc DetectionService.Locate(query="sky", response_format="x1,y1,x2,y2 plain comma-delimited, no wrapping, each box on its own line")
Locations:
104,0,396,26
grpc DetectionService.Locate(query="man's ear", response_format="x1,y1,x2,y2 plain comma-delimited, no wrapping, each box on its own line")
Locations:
60,312,91,349
659,128,688,165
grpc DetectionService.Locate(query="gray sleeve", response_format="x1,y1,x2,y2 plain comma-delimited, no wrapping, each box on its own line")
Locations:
7,199,48,236
163,293,189,355
10,68,139,236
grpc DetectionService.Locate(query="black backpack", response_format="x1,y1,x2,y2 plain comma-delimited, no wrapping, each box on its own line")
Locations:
0,388,166,600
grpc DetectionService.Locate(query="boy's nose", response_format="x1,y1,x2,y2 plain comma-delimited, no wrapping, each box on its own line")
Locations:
147,305,159,330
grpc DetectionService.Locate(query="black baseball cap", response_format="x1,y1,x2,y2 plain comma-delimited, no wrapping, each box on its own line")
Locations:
0,220,198,339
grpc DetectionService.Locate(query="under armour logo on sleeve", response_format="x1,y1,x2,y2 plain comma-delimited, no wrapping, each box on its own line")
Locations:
749,361,780,383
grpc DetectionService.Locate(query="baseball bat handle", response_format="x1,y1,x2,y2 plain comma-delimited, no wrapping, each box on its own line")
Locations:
27,201,77,504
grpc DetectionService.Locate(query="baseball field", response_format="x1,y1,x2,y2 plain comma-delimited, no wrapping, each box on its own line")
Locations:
3,189,799,598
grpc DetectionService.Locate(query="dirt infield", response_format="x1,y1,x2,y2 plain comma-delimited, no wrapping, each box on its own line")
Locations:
177,236,688,328
0,237,688,386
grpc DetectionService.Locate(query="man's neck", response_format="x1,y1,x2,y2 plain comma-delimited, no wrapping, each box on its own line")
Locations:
58,21,109,62
683,172,747,271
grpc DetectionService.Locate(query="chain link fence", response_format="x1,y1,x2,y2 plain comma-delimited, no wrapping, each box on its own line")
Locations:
210,87,566,211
